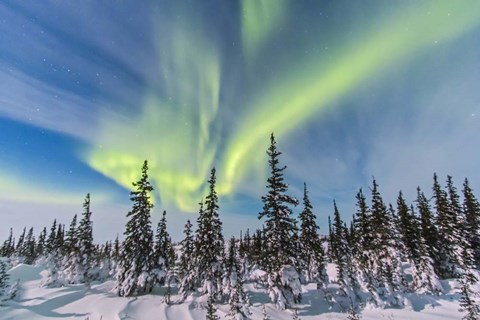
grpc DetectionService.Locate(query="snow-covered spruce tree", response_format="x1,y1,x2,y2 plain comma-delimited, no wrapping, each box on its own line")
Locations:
114,160,156,297
0,260,9,300
415,187,439,267
64,214,77,257
43,219,63,287
0,228,15,258
224,237,251,320
194,168,224,298
462,178,480,268
458,243,480,320
178,219,196,299
298,183,326,283
397,192,422,262
433,174,463,278
13,227,26,262
36,227,47,262
63,194,95,285
154,210,175,286
367,179,405,307
410,231,443,294
20,227,36,265
259,133,301,309
206,294,220,320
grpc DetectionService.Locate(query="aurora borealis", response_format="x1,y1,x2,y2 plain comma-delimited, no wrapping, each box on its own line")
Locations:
1,1,480,241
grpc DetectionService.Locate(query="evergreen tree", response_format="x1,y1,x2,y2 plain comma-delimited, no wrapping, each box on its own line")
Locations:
22,227,36,265
433,173,462,278
1,228,15,258
258,133,300,309
178,219,195,299
14,227,26,258
224,237,250,320
194,168,224,298
352,189,373,268
397,192,422,262
416,187,438,265
64,214,77,256
298,183,326,283
154,210,174,285
43,220,63,287
36,227,47,261
76,194,94,285
459,277,480,320
114,160,155,296
0,260,9,299
206,294,220,320
462,178,480,267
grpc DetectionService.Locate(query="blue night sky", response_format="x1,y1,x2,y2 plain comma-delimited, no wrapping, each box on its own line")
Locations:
1,1,480,242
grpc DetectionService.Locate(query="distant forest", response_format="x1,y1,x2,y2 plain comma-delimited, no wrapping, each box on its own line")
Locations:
1,133,479,320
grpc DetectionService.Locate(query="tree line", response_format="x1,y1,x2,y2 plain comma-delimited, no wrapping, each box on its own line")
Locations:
1,133,479,320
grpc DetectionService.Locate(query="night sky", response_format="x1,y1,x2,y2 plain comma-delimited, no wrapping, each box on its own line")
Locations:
1,1,480,241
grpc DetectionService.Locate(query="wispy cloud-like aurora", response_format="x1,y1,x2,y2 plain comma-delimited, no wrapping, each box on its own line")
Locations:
219,1,480,194
81,1,480,212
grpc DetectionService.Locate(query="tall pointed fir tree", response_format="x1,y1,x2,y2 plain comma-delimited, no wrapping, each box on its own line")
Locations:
36,227,47,262
396,192,422,262
298,183,326,283
433,173,463,278
22,227,36,265
114,160,156,296
0,228,15,258
416,187,439,267
258,133,301,309
63,214,77,257
224,237,251,320
0,260,10,300
194,168,224,298
43,219,62,287
330,201,356,301
14,227,26,258
178,219,196,299
77,194,95,285
154,210,175,286
206,293,220,320
462,178,480,267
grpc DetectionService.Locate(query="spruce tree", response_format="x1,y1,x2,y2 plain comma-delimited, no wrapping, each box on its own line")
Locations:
462,178,480,267
298,183,326,283
114,160,155,296
397,192,422,262
433,173,462,278
64,214,77,256
258,133,300,309
36,227,47,261
22,227,36,265
178,219,195,299
0,260,9,299
14,227,26,258
416,187,438,265
154,210,174,285
224,237,250,320
206,294,220,320
76,194,94,285
0,228,15,258
194,168,224,298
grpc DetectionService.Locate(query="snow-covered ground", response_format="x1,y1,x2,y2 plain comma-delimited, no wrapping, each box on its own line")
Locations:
0,263,471,320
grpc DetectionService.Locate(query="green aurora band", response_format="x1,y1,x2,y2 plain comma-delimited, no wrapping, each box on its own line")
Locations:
85,1,480,213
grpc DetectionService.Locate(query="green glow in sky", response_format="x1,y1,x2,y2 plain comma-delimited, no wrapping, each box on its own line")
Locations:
85,23,221,211
84,1,480,212
219,1,480,194
242,0,287,59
